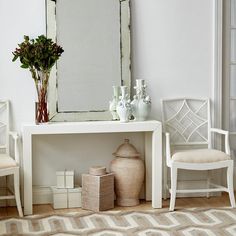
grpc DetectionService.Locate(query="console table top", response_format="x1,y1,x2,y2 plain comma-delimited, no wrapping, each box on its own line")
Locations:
22,120,162,135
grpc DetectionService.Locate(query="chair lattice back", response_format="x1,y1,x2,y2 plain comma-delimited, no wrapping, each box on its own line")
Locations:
0,100,9,155
161,98,211,146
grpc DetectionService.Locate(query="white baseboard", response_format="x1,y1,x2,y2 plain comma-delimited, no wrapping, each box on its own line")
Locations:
0,187,18,207
0,188,7,207
163,180,221,199
0,178,228,207
0,186,53,207
31,180,222,205
33,186,53,204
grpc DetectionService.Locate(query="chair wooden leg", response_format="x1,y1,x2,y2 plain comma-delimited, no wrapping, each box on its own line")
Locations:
206,170,211,198
163,163,168,200
5,176,8,207
169,166,177,211
14,169,23,217
227,163,236,208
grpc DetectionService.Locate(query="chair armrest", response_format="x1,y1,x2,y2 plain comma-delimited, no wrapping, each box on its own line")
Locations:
210,128,228,135
165,132,172,166
9,131,20,164
9,131,19,140
210,128,230,155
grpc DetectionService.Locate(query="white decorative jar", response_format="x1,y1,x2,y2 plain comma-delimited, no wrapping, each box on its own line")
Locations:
131,79,151,121
110,139,145,206
109,86,120,120
116,86,131,122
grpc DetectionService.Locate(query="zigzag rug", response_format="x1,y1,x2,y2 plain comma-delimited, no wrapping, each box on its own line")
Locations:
0,208,236,236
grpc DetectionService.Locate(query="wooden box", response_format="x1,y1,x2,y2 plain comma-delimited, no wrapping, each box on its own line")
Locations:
82,173,114,211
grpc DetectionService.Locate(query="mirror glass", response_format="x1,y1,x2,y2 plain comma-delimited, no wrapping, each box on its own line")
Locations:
46,0,131,121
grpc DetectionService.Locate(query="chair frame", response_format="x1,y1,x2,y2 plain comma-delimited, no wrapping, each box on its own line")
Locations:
0,100,23,217
161,98,235,211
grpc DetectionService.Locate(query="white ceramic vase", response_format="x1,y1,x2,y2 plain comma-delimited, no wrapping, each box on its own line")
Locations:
131,79,151,121
109,86,120,120
116,86,131,122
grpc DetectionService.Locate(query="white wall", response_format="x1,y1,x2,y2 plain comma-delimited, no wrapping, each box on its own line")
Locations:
0,0,45,131
131,0,214,118
0,0,216,189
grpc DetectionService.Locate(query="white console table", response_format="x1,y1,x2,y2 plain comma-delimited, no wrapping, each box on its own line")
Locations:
22,120,162,215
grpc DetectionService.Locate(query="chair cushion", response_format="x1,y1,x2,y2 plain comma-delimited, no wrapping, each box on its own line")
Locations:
0,154,17,169
172,149,231,163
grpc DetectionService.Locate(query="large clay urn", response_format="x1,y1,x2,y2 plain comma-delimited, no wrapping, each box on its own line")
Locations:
110,139,145,206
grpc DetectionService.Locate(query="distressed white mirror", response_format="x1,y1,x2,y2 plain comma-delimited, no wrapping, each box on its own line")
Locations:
46,0,131,121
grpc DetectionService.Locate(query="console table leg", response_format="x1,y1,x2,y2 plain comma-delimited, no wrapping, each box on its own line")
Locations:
152,125,162,208
145,132,152,201
23,132,33,215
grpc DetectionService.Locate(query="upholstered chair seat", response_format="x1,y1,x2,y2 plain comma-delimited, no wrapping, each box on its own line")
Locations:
172,149,231,163
0,154,17,169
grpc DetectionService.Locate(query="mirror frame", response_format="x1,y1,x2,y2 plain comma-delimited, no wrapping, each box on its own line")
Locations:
46,0,131,122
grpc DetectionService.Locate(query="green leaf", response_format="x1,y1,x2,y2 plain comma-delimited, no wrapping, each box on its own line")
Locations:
12,55,18,62
21,64,29,69
12,35,64,74
24,35,29,41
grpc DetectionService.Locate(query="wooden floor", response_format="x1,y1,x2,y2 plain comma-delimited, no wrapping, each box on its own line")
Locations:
0,193,232,219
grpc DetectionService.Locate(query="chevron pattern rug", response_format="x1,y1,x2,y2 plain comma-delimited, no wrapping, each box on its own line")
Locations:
1,208,236,235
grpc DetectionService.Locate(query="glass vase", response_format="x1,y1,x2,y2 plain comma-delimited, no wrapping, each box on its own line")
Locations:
34,71,50,124
35,101,49,124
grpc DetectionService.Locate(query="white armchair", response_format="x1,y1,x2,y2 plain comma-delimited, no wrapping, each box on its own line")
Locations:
0,100,23,217
161,98,235,211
